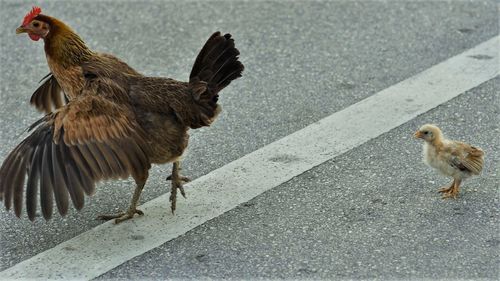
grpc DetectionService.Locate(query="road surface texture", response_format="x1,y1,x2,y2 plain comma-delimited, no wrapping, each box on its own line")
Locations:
0,0,498,280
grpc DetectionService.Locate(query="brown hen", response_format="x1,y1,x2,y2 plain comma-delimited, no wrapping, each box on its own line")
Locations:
0,7,244,223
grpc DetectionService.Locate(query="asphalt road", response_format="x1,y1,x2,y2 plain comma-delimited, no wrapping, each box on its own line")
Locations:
97,77,500,280
0,0,498,280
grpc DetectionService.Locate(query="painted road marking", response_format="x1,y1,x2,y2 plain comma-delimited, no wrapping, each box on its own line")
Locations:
0,35,498,280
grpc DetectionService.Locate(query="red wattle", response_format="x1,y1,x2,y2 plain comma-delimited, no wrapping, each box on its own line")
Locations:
28,34,41,41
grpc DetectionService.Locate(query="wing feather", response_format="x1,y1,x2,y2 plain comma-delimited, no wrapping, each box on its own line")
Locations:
30,73,68,113
449,142,485,175
67,146,96,196
13,148,30,217
40,138,54,220
26,145,42,221
0,74,151,220
51,141,69,216
58,143,85,210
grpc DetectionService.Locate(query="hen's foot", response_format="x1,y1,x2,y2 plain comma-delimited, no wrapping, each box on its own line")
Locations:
166,175,191,183
169,161,189,215
97,208,144,224
169,179,186,214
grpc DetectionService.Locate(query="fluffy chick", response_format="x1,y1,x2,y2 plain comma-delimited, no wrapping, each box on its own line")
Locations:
414,124,484,199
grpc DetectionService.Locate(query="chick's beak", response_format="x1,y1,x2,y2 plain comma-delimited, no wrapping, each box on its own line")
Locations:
414,131,423,139
16,26,28,34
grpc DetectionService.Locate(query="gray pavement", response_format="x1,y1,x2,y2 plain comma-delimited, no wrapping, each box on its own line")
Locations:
0,0,498,279
98,77,500,280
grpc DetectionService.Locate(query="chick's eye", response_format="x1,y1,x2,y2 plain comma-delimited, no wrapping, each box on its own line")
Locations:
423,131,428,135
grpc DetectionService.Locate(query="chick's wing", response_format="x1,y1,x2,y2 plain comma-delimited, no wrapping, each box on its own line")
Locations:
448,141,484,175
0,76,150,220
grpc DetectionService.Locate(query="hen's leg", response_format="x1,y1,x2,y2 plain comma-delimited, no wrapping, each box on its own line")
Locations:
438,180,455,194
169,161,187,214
97,172,147,223
442,179,461,199
166,175,191,183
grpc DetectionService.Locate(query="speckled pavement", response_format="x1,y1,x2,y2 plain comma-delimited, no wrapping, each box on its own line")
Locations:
0,0,498,280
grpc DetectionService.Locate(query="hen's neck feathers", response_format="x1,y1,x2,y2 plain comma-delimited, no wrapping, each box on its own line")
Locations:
39,15,93,67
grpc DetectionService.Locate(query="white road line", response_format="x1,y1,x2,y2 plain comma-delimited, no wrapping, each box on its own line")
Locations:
1,36,498,280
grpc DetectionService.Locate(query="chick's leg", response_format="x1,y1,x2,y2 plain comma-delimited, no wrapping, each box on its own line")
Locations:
169,161,188,214
438,180,455,194
442,179,461,199
97,173,147,223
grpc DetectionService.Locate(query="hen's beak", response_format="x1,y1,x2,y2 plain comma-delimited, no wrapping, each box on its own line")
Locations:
414,130,423,139
16,26,28,34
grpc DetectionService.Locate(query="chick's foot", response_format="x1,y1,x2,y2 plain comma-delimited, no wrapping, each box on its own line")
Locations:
440,180,461,199
438,186,453,193
438,180,455,194
441,188,459,199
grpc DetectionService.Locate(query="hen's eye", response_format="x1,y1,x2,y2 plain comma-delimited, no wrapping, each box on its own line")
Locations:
33,22,40,28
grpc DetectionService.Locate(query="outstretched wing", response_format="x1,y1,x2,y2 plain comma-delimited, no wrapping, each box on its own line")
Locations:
448,142,484,175
0,77,150,221
30,73,69,113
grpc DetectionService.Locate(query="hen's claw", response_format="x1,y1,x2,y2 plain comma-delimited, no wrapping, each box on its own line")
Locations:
166,175,191,183
168,161,189,215
169,180,186,214
97,208,144,224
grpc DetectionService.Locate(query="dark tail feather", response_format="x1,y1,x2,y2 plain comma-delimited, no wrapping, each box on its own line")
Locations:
190,32,244,88
188,32,244,128
190,32,244,92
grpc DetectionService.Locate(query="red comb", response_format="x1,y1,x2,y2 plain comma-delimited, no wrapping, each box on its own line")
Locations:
22,6,42,26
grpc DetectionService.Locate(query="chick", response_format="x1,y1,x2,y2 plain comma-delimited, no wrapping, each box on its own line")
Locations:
414,124,484,199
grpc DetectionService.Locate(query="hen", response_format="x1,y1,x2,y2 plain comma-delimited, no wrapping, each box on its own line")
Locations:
414,124,484,199
0,7,244,223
